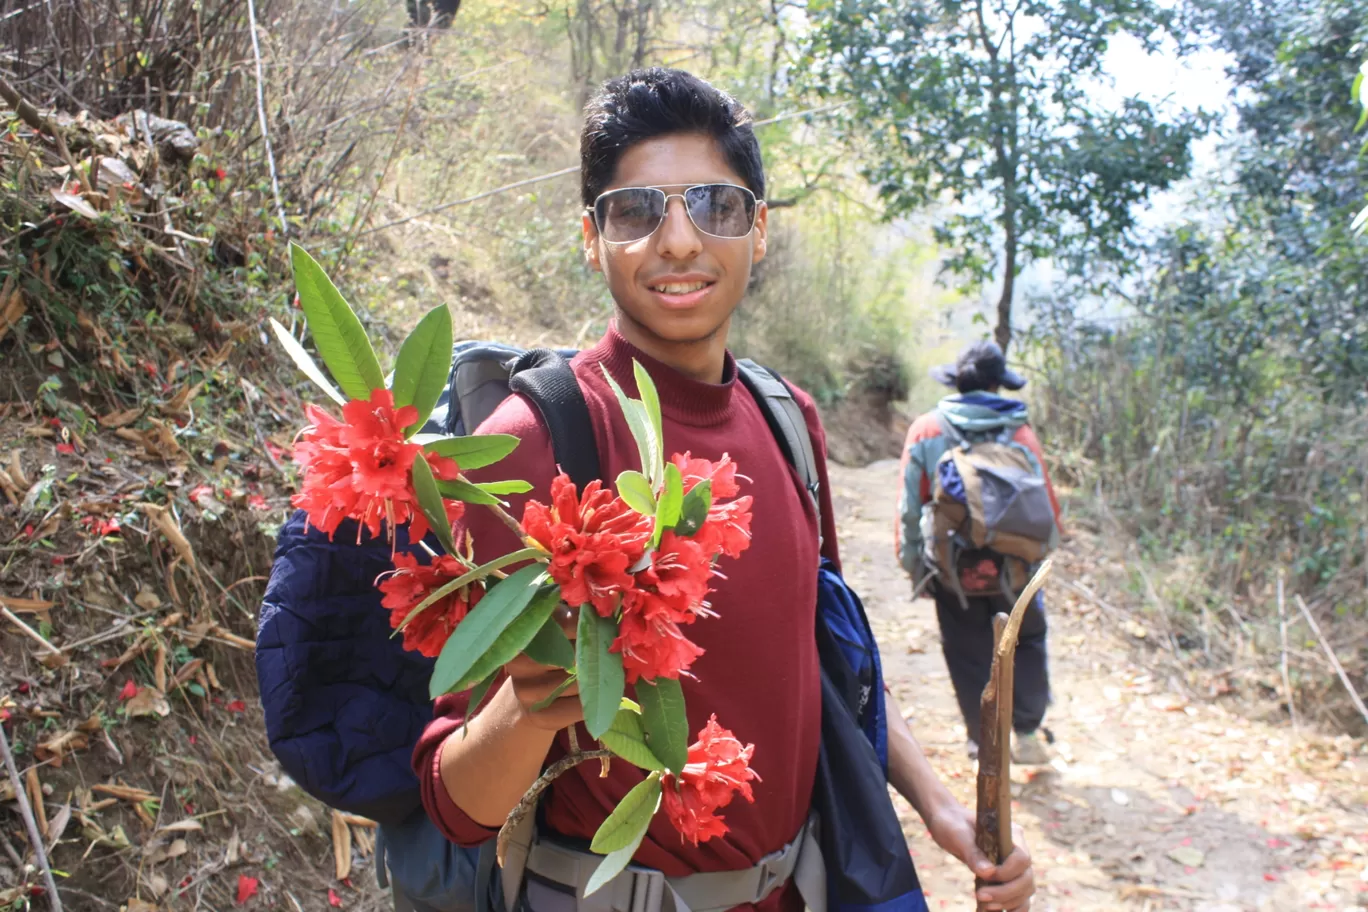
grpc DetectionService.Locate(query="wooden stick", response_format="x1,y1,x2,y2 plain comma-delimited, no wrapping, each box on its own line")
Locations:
1294,595,1368,727
975,560,1052,872
0,724,63,911
1277,572,1298,729
2,606,64,657
496,750,612,866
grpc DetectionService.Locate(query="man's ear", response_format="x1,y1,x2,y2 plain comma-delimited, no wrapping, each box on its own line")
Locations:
582,213,603,273
751,202,768,265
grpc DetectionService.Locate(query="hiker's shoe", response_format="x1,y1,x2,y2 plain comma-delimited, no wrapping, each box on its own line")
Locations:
966,738,979,760
1012,731,1049,765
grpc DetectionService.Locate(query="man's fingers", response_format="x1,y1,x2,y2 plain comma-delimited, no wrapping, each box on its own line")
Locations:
992,844,1031,882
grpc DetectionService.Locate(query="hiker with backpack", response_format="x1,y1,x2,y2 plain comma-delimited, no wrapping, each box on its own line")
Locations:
896,341,1063,765
258,69,1036,912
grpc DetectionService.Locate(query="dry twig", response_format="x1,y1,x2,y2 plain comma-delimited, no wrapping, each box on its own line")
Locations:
496,750,612,866
1294,595,1368,728
0,724,63,911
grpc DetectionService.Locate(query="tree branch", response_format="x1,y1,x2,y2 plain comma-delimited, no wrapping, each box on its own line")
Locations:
496,750,614,866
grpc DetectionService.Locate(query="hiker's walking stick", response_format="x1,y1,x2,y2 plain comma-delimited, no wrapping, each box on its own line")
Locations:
975,560,1052,880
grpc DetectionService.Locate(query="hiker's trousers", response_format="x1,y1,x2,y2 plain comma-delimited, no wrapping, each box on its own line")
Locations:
931,585,1050,738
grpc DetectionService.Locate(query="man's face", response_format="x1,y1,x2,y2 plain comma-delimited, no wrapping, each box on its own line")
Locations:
582,132,768,347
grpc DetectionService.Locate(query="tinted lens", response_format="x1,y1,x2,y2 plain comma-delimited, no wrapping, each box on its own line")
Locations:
684,184,756,238
596,188,665,243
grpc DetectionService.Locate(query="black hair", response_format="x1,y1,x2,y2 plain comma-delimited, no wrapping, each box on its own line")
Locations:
580,68,765,207
954,367,996,395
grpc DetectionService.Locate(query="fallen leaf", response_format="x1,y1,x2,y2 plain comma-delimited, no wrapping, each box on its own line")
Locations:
0,595,56,613
158,819,204,834
0,287,25,344
51,189,100,220
92,783,157,804
332,809,352,881
235,875,259,905
46,802,71,849
1168,846,1205,867
35,729,89,766
145,837,189,865
134,587,162,611
226,828,241,865
98,407,142,429
125,687,171,718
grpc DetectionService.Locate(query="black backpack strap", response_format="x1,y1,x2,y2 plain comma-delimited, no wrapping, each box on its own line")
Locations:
736,359,822,536
507,349,601,492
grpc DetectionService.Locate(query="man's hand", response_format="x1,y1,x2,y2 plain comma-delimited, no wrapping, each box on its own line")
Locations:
504,603,582,731
925,804,1035,912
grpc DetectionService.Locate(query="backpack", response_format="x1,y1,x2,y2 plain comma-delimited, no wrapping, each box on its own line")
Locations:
258,342,922,912
920,412,1057,607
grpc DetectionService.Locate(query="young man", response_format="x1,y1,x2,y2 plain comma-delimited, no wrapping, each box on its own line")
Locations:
414,69,1036,912
896,341,1062,764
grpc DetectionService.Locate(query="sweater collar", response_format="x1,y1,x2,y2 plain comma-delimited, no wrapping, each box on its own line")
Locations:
580,324,737,427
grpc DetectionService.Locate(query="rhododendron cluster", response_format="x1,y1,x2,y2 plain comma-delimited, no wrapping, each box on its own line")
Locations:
518,452,754,685
276,245,765,876
661,715,760,845
520,476,652,616
380,551,486,658
292,389,462,542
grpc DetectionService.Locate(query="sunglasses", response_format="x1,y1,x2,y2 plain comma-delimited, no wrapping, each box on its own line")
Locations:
588,183,762,244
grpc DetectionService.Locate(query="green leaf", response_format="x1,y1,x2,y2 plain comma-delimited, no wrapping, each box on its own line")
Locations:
460,671,498,739
478,480,534,496
437,479,503,505
615,470,656,517
268,317,347,406
447,585,563,694
584,777,658,896
414,434,521,471
395,547,544,633
530,673,576,712
655,463,683,545
289,243,385,399
577,606,625,740
523,614,576,669
589,772,661,855
632,360,665,485
429,565,549,697
411,454,458,556
675,480,712,536
391,304,453,434
599,709,666,771
585,833,648,896
635,677,689,772
601,366,657,484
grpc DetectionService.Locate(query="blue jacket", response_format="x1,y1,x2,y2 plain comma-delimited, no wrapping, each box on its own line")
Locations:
256,510,434,824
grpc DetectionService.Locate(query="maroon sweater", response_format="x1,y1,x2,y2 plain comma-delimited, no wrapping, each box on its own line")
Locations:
413,326,840,912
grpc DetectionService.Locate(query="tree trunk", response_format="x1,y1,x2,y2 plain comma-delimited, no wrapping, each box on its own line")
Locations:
995,233,1016,353
995,178,1017,353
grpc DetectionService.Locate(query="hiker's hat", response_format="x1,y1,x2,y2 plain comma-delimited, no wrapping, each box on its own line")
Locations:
930,340,1027,392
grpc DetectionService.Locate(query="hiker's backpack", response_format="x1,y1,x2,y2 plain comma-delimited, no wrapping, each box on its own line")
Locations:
920,413,1057,606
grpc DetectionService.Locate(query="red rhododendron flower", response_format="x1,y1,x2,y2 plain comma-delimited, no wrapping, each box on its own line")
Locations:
379,551,485,657
521,474,651,616
291,389,460,542
694,496,754,560
613,596,706,683
671,452,742,499
661,716,759,845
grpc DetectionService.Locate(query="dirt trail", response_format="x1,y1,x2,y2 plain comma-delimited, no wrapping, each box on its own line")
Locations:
829,460,1368,912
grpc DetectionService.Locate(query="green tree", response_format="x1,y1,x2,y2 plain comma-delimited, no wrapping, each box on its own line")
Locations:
799,0,1209,350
